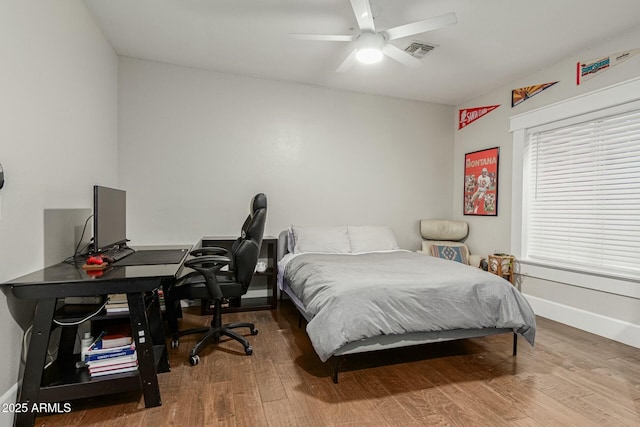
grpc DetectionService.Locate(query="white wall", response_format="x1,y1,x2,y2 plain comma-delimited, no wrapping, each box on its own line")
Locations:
118,57,455,250
454,27,640,345
0,0,118,419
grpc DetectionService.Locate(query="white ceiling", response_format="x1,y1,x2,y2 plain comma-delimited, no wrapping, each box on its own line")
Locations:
84,0,640,106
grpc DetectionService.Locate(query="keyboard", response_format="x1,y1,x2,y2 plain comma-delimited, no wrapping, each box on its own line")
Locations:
101,246,135,262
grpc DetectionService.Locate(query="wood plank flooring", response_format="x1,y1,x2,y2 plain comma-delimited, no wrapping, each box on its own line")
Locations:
37,301,640,426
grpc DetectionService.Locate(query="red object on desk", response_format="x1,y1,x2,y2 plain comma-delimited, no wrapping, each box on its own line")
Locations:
82,262,108,271
86,255,104,265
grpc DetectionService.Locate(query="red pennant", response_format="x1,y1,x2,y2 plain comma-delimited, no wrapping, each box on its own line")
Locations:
458,105,500,130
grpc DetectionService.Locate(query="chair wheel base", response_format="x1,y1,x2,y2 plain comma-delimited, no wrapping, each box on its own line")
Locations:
245,346,253,356
251,329,259,336
171,339,179,349
189,355,200,366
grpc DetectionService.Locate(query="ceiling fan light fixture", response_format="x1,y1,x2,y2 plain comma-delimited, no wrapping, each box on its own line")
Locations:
356,47,383,64
356,31,384,64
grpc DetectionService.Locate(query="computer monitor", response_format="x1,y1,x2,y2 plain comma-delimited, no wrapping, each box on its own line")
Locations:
92,185,127,253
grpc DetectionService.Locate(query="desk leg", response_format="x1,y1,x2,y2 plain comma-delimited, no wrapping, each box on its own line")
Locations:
148,287,170,373
127,291,161,408
162,279,180,333
15,298,56,427
57,325,78,364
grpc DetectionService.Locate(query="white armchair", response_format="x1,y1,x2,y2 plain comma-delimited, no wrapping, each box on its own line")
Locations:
417,219,485,268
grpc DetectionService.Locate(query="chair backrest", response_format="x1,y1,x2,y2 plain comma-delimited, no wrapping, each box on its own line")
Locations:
419,219,471,264
420,219,469,241
231,193,267,289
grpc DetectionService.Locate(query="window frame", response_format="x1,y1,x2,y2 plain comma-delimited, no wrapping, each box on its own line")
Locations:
510,76,640,299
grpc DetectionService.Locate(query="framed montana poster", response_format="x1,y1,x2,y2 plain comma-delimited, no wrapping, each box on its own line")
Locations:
464,147,499,216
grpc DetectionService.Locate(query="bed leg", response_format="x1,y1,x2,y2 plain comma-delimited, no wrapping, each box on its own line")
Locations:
332,356,340,384
513,333,518,356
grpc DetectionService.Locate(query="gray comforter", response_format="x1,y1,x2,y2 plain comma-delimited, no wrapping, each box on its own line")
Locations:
284,251,536,362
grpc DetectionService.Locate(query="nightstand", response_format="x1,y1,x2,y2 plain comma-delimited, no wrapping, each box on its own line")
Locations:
488,254,515,285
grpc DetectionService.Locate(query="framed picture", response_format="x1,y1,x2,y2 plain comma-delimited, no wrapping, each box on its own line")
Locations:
464,147,499,216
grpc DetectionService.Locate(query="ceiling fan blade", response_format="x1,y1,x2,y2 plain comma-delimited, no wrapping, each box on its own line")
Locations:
336,49,359,72
350,0,376,32
289,34,355,42
384,12,458,41
382,44,421,68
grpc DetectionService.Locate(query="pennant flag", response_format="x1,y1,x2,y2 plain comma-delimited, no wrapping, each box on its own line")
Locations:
511,81,559,107
458,105,500,130
577,48,640,85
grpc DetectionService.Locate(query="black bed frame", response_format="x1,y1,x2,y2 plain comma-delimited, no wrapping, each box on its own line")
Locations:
330,333,517,383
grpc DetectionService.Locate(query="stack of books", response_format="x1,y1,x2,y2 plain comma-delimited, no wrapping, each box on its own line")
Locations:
85,327,138,378
105,293,129,314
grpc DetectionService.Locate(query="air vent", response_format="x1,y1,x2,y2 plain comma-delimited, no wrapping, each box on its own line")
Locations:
404,41,435,58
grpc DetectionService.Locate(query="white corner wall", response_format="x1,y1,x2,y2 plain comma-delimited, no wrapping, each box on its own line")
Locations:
118,57,455,250
0,0,118,420
454,27,640,345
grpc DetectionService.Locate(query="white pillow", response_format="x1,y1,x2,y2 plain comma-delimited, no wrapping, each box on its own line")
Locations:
290,225,351,254
348,225,399,252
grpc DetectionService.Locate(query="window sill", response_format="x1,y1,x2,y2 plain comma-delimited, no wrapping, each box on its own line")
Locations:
517,259,640,299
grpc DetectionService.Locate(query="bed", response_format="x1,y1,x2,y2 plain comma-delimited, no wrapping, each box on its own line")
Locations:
277,226,536,383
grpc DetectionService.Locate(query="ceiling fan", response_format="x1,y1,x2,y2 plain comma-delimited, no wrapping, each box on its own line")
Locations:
290,0,457,72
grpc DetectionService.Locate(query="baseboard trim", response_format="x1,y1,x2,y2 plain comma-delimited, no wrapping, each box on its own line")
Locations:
0,383,18,427
524,294,640,349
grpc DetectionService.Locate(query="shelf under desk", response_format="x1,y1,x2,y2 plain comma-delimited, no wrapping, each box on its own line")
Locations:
38,345,167,402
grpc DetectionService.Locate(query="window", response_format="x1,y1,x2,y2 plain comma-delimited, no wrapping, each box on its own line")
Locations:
510,78,640,298
523,109,640,278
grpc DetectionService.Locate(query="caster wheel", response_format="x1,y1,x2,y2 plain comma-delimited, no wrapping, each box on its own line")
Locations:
245,346,253,356
251,329,259,336
189,355,200,366
171,339,179,349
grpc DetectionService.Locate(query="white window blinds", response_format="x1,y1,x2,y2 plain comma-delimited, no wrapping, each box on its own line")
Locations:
523,108,640,278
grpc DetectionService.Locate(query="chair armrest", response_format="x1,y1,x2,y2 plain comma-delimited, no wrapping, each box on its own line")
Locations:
184,255,231,269
184,256,231,300
468,254,485,269
190,247,228,257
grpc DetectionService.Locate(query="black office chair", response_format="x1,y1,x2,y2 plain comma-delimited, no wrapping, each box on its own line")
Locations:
169,193,267,365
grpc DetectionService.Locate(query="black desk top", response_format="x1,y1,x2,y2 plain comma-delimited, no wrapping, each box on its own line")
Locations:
2,245,191,299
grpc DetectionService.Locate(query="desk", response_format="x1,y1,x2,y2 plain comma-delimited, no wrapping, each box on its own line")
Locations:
2,245,190,427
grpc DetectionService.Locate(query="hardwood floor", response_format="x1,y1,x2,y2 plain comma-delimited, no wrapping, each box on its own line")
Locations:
38,301,640,426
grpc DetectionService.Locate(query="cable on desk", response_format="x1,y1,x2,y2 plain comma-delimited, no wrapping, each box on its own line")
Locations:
52,298,110,326
63,214,93,266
